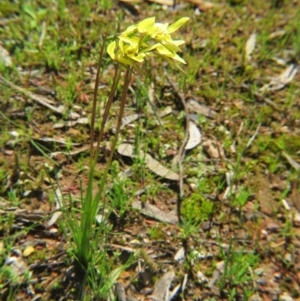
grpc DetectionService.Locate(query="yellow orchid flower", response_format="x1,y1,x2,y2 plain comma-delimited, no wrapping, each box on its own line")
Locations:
107,17,189,68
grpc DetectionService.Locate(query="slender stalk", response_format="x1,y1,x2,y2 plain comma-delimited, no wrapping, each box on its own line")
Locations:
97,68,132,196
90,40,106,162
93,65,121,164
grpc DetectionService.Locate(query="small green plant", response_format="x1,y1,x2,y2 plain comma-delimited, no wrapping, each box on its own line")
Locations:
219,241,259,298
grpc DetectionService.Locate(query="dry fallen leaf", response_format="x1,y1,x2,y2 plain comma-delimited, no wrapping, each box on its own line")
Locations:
174,247,185,261
185,121,202,150
185,0,214,10
36,137,81,145
245,32,256,62
202,139,225,159
150,270,175,301
0,45,12,67
259,64,298,92
46,189,63,227
282,151,300,171
147,0,174,5
187,99,217,118
132,201,178,224
121,113,142,129
118,143,179,180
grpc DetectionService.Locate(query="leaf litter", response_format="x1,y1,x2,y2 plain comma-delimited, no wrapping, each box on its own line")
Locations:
118,143,180,180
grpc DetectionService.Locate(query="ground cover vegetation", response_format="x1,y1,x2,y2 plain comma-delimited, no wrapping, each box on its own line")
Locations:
0,0,300,300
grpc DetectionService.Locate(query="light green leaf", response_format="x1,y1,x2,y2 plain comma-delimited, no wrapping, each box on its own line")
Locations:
167,17,189,34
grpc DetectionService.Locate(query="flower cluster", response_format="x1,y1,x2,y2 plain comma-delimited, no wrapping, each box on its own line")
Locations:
107,17,189,69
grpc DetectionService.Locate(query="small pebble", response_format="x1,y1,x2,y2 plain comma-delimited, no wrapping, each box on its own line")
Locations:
293,212,300,226
284,253,293,263
201,221,212,231
266,223,280,232
274,272,281,280
256,278,267,286
254,268,264,276
197,271,208,283
216,261,225,273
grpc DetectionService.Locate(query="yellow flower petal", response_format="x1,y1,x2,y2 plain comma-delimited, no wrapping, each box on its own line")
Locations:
107,41,116,60
169,52,186,64
138,17,155,33
118,35,140,46
167,17,189,34
156,45,186,64
161,41,181,53
156,44,174,56
127,52,146,63
139,43,160,53
121,24,137,36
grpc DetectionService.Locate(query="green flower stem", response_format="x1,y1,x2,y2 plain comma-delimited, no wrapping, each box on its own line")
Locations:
90,40,106,163
93,65,121,164
97,67,132,196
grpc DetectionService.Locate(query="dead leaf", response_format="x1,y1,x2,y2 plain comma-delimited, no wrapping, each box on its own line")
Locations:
54,117,89,128
174,247,185,261
185,0,214,11
157,106,172,118
259,64,298,92
202,140,225,159
132,201,178,224
268,30,286,40
46,189,63,227
36,137,81,145
121,113,143,129
150,270,175,301
290,181,300,213
185,121,202,150
245,32,256,62
168,283,181,301
118,144,179,180
282,151,300,171
147,0,174,6
187,99,217,118
0,45,12,67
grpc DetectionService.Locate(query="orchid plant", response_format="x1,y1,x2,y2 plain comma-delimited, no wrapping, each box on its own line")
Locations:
64,16,188,298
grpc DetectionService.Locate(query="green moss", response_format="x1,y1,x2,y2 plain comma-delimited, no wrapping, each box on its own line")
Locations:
181,193,214,222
